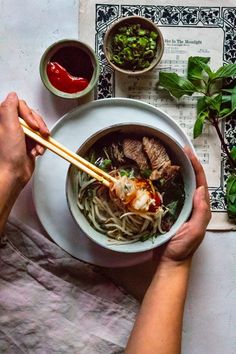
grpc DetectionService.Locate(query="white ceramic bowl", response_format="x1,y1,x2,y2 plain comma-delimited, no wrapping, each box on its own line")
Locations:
66,123,196,253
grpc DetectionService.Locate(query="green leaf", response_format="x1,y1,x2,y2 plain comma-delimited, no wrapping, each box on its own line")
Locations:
226,174,236,196
139,233,152,242
141,168,152,178
213,64,236,79
226,174,236,219
231,87,236,111
218,87,236,118
197,96,208,115
158,72,197,99
209,79,223,95
187,56,212,81
222,88,235,93
219,108,236,119
219,108,231,117
221,95,231,103
222,86,236,111
229,194,236,204
166,200,178,216
227,204,236,218
95,158,112,171
207,94,222,113
193,111,208,138
230,146,236,160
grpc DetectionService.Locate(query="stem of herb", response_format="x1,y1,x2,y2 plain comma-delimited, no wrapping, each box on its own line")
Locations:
210,112,236,169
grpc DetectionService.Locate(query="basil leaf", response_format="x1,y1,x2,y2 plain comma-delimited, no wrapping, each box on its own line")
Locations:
197,96,208,115
159,72,197,99
166,200,178,216
139,233,152,242
219,108,236,119
120,170,129,177
193,111,208,138
231,87,236,111
218,87,236,118
221,95,231,103
222,87,236,111
209,79,223,95
95,158,112,171
213,64,236,79
141,168,152,178
207,94,222,113
227,204,236,219
229,194,236,204
226,174,236,219
222,88,235,93
187,56,212,81
219,108,231,117
230,146,236,160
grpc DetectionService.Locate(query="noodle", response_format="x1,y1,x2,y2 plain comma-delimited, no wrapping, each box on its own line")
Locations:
76,134,185,244
77,171,168,243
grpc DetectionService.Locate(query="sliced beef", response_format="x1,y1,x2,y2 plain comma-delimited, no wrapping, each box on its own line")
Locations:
123,138,149,171
162,163,180,180
143,137,180,181
111,143,125,164
143,137,170,170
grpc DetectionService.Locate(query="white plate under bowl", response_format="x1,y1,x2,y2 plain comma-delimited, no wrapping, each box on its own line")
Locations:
33,98,193,267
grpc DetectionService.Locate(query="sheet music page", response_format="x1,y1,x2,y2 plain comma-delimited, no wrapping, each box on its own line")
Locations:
79,0,236,230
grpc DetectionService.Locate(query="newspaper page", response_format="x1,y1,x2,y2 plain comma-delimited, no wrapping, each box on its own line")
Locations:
79,0,236,230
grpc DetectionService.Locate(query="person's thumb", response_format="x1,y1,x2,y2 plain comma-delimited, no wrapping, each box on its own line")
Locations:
190,186,211,228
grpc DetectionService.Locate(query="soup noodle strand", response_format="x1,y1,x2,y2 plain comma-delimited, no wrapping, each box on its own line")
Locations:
77,171,168,243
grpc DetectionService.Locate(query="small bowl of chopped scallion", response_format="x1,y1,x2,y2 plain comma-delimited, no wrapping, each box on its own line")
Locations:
103,16,164,75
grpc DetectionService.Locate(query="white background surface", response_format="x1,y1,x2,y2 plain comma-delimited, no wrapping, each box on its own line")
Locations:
0,1,235,353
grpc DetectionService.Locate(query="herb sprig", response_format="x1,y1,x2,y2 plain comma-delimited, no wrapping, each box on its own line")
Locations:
157,56,236,220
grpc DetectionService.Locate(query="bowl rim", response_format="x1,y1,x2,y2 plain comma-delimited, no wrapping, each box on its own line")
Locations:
103,15,164,75
66,122,196,253
39,39,100,99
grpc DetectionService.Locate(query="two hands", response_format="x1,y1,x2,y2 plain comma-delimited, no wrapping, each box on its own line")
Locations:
1,92,211,354
0,92,211,255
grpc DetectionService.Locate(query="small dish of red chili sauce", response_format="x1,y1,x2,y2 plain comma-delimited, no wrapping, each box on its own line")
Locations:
40,40,100,99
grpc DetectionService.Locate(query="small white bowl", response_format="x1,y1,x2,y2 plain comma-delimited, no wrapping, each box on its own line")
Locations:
66,123,196,253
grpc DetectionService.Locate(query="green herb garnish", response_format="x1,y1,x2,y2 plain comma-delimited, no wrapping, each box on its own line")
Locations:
157,56,236,220
120,168,134,178
95,158,112,171
111,24,158,71
166,200,179,216
141,168,152,178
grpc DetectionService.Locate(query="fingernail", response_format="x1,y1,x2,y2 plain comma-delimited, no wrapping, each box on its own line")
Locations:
34,120,40,129
31,148,37,157
198,186,205,199
38,146,44,155
6,92,17,100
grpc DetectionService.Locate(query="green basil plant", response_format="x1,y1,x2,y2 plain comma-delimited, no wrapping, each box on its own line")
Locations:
157,56,236,220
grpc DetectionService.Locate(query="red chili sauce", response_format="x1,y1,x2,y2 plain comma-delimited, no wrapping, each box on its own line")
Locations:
148,192,162,213
135,178,162,213
46,46,93,94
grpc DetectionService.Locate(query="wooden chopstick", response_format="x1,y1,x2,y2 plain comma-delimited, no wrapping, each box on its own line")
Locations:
19,118,116,187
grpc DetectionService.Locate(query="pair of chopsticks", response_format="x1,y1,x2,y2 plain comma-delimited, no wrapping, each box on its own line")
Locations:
19,118,116,188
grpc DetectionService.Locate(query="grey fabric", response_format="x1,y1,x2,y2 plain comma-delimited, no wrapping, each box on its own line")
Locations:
0,217,138,354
